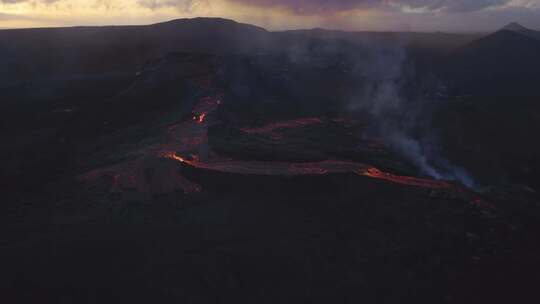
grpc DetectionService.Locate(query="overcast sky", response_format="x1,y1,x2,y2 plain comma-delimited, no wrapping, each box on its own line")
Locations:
1,0,539,31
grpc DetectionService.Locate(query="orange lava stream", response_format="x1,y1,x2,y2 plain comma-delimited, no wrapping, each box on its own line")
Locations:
162,150,493,208
81,79,491,208
193,113,207,123
167,153,188,163
358,167,452,189
162,153,369,176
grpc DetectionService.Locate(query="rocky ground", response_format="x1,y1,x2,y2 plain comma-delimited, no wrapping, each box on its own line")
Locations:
2,51,540,303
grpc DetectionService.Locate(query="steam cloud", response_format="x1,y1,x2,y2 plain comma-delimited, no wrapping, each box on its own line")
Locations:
347,42,476,187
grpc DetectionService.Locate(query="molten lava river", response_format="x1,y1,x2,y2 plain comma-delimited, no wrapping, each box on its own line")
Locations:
81,91,491,208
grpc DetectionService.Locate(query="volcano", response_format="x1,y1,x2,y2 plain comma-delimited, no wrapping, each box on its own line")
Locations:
3,18,540,304
501,22,540,40
502,22,529,32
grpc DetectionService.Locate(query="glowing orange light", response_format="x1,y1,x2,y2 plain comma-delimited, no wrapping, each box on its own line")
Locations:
171,154,186,163
358,167,451,189
198,113,206,123
162,152,186,163
364,167,383,178
192,113,207,123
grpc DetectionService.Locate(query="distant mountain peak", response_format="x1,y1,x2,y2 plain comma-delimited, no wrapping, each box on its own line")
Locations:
502,22,528,32
151,17,269,33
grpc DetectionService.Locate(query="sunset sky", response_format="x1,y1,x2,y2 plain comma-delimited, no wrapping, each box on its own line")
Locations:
1,0,540,32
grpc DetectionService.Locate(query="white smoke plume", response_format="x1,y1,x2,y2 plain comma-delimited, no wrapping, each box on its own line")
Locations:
348,42,476,187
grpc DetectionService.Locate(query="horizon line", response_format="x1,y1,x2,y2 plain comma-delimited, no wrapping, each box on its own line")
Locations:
0,16,512,34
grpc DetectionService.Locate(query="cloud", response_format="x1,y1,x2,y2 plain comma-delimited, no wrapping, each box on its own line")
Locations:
1,0,539,31
0,0,524,15
0,0,59,3
227,0,513,14
137,0,192,9
0,12,20,19
393,0,510,12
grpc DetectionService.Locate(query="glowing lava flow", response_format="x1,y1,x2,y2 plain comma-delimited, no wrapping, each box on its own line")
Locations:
162,149,493,208
166,152,188,163
81,80,492,208
357,167,494,208
358,167,452,189
193,113,207,124
163,154,368,176
161,152,200,166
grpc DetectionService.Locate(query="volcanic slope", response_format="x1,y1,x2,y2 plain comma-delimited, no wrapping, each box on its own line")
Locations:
2,45,540,304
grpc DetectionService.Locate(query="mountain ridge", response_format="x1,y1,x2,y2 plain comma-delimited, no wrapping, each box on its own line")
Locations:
501,22,528,32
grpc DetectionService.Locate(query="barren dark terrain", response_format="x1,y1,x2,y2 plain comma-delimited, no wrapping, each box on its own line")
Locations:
2,18,540,303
